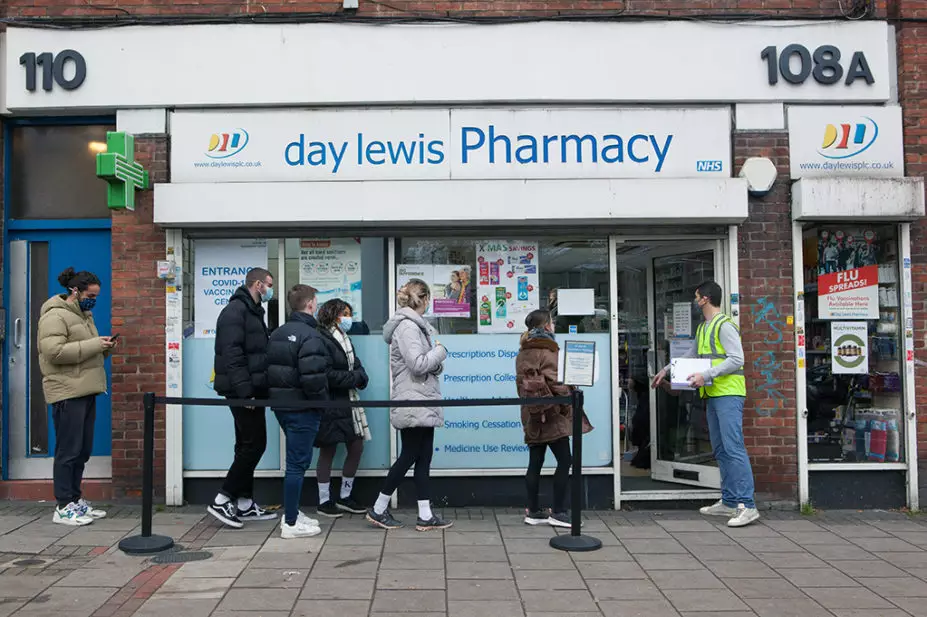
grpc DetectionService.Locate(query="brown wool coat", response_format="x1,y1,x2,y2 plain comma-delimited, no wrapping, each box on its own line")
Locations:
515,336,573,445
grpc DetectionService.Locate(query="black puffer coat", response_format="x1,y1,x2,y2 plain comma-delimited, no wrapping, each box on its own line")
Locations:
315,328,369,447
266,311,330,410
213,287,269,399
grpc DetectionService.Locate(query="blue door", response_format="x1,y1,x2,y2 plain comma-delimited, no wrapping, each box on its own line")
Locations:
4,229,112,479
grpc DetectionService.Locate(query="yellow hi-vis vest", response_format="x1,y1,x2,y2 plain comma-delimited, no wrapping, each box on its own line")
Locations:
696,313,746,398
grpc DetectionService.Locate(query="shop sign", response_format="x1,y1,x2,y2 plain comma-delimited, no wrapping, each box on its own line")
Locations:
831,321,868,374
787,106,904,179
818,265,879,320
3,22,891,110
95,131,149,211
298,239,363,319
170,108,732,183
194,239,268,338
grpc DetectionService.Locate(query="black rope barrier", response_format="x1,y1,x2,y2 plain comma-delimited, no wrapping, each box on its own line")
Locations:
118,390,602,555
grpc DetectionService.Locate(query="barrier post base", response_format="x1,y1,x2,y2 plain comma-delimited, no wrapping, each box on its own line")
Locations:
119,534,174,555
549,534,603,552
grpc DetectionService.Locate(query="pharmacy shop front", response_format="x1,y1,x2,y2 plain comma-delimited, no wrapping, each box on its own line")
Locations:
156,105,749,508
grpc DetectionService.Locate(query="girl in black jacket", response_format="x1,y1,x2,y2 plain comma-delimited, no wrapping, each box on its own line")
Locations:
315,300,370,517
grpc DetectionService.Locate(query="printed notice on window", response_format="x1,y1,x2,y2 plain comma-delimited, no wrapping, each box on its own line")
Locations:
563,340,596,387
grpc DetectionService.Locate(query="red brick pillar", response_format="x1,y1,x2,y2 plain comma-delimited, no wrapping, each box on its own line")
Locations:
896,3,927,462
734,132,798,501
110,135,168,500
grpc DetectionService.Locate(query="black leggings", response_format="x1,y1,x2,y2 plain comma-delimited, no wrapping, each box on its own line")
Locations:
382,427,435,500
526,437,572,513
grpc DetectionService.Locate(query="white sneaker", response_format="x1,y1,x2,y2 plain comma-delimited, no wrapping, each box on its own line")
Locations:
280,511,320,528
281,517,322,539
77,498,107,519
700,500,738,517
53,502,94,526
727,504,761,528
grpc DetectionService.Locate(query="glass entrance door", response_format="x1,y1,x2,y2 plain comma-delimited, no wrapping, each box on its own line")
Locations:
649,248,721,488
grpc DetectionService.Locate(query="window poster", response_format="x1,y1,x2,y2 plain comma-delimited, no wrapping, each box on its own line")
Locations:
298,238,363,318
396,264,471,318
194,239,268,338
476,240,540,333
816,229,881,320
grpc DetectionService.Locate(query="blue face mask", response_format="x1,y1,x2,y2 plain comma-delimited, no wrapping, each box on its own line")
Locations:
338,317,353,333
260,286,273,303
79,297,96,312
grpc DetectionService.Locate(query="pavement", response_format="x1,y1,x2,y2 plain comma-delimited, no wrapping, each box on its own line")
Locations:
3,504,927,617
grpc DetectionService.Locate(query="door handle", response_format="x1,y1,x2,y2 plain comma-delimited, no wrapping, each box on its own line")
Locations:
13,318,23,349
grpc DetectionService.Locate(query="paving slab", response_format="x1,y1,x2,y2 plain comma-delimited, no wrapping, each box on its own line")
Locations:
598,599,681,617
132,598,220,617
215,588,300,612
648,569,726,590
301,577,376,599
587,579,663,601
371,589,447,612
447,579,520,601
376,569,446,590
54,565,145,587
449,600,525,617
721,577,806,599
0,575,62,599
521,590,599,613
291,599,371,617
663,588,750,612
233,567,309,588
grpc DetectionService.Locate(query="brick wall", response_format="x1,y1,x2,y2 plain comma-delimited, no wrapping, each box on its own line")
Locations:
734,133,798,500
110,136,168,500
0,0,889,18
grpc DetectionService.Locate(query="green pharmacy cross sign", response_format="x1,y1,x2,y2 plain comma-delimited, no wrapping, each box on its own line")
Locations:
96,131,149,211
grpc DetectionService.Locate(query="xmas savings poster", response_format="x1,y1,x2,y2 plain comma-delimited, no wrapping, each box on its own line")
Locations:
476,241,540,333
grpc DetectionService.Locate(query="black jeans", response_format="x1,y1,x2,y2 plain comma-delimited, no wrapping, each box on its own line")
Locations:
526,437,572,513
381,427,434,500
52,395,97,507
220,405,267,501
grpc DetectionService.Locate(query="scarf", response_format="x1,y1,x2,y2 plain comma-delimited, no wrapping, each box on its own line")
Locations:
330,326,371,441
529,328,556,342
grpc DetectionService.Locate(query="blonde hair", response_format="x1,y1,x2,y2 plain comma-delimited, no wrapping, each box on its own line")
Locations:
397,278,430,312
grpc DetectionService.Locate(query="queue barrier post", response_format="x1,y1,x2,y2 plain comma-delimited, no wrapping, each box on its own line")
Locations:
122,392,601,554
549,389,603,552
118,392,175,555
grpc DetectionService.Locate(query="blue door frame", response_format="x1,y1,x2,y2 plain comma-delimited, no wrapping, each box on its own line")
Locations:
2,116,115,480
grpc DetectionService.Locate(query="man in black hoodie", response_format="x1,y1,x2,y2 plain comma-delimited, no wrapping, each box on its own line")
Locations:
208,267,277,529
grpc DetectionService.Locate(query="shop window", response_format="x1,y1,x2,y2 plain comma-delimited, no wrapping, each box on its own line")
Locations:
802,225,904,464
395,237,612,469
9,124,114,220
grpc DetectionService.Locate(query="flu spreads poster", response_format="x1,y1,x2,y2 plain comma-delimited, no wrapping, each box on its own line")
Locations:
476,241,540,333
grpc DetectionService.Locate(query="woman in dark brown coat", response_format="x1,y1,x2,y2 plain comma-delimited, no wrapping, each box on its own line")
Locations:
515,309,573,528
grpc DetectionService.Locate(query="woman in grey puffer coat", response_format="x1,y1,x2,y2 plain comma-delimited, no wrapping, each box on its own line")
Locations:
366,279,453,532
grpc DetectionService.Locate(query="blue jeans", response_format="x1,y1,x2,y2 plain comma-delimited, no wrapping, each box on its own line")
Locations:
274,410,322,525
706,396,756,509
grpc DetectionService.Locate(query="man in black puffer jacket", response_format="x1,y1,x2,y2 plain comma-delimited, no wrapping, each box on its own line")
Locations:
267,284,331,539
208,267,277,529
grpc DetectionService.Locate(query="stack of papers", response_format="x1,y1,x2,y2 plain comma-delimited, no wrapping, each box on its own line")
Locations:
670,358,713,390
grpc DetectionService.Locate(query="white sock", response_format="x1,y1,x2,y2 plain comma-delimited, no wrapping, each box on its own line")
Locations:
341,477,355,499
319,482,331,504
215,493,231,506
418,500,433,520
237,497,253,511
374,493,391,515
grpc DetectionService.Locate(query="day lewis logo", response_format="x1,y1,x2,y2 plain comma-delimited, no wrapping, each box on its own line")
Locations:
819,116,879,160
95,131,149,211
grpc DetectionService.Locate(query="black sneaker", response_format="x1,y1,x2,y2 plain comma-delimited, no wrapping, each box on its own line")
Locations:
317,500,343,518
416,514,454,532
550,511,579,529
237,502,277,522
366,508,404,530
337,496,366,515
524,510,550,526
207,501,243,529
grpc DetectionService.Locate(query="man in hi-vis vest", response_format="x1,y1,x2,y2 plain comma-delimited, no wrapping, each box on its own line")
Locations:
652,281,759,528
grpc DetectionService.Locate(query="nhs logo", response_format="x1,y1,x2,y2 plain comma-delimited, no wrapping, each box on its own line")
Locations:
696,160,723,172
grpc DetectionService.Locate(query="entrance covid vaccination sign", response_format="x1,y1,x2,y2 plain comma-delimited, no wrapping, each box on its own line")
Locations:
194,239,268,338
433,333,612,468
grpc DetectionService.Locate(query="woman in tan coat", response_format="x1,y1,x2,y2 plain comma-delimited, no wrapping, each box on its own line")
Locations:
515,309,573,528
37,268,116,526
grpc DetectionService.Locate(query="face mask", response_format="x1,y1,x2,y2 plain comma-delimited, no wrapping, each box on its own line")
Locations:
79,297,96,312
260,285,273,303
338,317,353,333
693,298,703,310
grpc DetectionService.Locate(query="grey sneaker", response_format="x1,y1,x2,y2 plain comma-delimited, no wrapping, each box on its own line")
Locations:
366,508,403,530
700,500,738,517
727,504,761,528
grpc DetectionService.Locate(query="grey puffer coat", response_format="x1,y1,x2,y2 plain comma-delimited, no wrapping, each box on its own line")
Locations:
383,307,447,429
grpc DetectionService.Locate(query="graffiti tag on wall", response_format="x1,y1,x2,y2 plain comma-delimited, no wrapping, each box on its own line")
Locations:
752,296,787,417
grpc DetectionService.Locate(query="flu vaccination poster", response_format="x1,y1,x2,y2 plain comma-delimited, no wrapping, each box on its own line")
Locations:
476,241,540,333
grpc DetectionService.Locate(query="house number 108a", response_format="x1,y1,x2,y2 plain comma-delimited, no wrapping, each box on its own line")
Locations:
19,50,87,92
761,44,874,86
